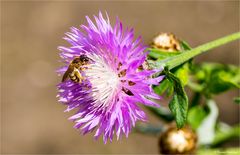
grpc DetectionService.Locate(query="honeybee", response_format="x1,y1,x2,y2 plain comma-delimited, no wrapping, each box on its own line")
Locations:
62,55,90,83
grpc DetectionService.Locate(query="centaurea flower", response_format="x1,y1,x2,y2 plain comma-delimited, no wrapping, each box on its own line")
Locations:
57,12,163,143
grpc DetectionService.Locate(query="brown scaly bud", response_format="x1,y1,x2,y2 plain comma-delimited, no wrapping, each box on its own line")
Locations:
159,125,197,154
152,33,181,52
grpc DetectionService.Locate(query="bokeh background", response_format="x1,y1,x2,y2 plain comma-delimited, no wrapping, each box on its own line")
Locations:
1,1,239,154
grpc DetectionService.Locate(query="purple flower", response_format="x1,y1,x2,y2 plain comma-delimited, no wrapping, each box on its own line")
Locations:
57,12,163,143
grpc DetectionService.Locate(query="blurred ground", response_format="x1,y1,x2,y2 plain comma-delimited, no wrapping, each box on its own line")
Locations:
1,1,239,154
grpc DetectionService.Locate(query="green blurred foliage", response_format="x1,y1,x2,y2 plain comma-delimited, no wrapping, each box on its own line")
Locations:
234,97,240,104
197,148,240,155
190,63,240,96
187,105,208,130
212,123,240,147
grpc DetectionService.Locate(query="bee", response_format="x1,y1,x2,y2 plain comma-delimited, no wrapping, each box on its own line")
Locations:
62,55,90,83
151,33,181,52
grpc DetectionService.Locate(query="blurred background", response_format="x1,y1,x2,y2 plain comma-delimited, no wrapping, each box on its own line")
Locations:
1,1,239,154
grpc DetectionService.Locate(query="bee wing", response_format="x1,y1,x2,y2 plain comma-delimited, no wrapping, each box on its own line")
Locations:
61,65,74,82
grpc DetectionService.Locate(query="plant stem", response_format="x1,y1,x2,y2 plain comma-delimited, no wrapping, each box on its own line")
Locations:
155,32,240,70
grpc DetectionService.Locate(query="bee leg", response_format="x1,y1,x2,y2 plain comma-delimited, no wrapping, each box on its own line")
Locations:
73,68,84,83
81,67,86,71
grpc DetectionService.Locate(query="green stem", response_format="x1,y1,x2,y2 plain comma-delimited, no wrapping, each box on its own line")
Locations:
155,32,240,70
190,92,201,107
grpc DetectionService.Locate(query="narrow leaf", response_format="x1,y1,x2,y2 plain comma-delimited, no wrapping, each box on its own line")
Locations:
149,48,180,60
165,69,188,128
180,40,192,50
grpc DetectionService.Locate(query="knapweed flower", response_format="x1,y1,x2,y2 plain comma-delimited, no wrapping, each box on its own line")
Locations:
57,12,163,143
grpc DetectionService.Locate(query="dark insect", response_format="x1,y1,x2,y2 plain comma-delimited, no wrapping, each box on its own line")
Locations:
62,55,90,83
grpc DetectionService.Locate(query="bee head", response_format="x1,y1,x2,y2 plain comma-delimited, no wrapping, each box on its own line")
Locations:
80,55,90,64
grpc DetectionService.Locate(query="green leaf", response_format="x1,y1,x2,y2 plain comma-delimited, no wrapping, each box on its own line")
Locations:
148,48,180,60
180,40,192,50
166,81,174,97
190,63,240,95
153,77,174,97
197,100,219,145
165,69,188,128
174,63,189,86
187,81,204,92
218,68,240,88
169,94,188,129
153,78,170,95
187,106,208,130
153,62,190,97
208,68,240,94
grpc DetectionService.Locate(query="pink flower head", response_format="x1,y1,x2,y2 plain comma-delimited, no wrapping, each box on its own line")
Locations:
57,12,163,143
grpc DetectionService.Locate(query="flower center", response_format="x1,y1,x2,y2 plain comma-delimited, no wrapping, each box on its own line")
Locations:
84,54,120,108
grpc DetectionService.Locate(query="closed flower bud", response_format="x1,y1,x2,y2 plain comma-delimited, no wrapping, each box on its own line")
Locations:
152,33,181,51
159,125,197,154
